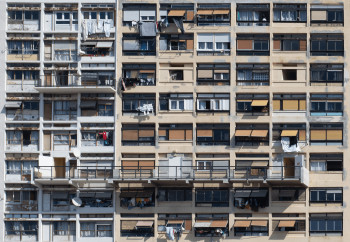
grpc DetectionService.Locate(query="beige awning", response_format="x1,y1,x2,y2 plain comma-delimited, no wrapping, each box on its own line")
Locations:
278,220,296,227
210,220,228,228
235,130,252,137
121,221,137,230
168,10,186,17
197,10,213,15
251,100,268,107
251,220,268,227
136,221,154,227
234,220,251,227
167,220,184,225
251,161,269,167
213,10,230,15
281,130,298,137
251,130,268,138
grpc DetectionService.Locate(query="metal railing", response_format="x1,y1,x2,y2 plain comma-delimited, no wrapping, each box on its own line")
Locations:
33,165,303,181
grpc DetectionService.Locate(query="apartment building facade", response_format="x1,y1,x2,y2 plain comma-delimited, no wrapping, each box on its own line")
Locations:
0,0,349,241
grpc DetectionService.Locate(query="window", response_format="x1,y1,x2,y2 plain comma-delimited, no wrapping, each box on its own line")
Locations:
158,188,192,201
5,190,37,211
273,34,307,51
311,5,344,25
7,130,39,147
309,153,343,172
197,33,230,55
122,93,155,115
310,94,343,116
122,4,156,25
122,64,156,87
121,220,154,237
197,4,230,26
7,41,39,55
309,213,342,236
159,93,193,111
53,100,77,120
159,124,192,141
309,123,343,146
6,160,37,180
236,4,270,26
81,131,113,147
122,34,156,56
233,189,269,211
235,123,269,146
120,189,155,208
194,214,229,237
271,188,306,201
53,222,76,236
237,34,269,56
310,64,343,86
196,93,230,112
310,189,342,203
272,123,306,142
196,189,229,207
236,93,269,115
237,64,269,86
159,34,194,51
196,124,230,146
273,4,307,22
310,34,344,56
197,64,230,85
273,94,306,111
234,221,268,236
159,4,194,23
81,222,112,237
276,220,305,231
122,124,155,146
5,221,38,241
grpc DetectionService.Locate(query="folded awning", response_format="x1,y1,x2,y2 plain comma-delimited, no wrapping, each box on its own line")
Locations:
278,220,296,227
80,101,97,109
235,130,252,137
279,190,296,197
250,190,268,198
210,220,228,228
96,41,113,48
281,130,298,137
234,220,251,227
251,130,268,137
122,221,137,230
167,220,184,225
251,161,269,167
119,191,138,198
81,42,97,46
251,100,268,107
234,190,251,198
197,10,213,15
213,10,230,15
136,221,154,227
168,10,186,17
5,101,22,108
194,221,211,228
251,220,268,227
136,191,154,197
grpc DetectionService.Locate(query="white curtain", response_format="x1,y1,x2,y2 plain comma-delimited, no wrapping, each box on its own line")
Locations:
7,161,21,174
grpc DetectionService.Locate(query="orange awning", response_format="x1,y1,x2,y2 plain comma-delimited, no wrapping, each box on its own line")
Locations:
251,220,268,227
281,130,298,137
234,221,251,227
210,220,228,228
235,130,252,137
251,130,268,137
278,220,296,227
213,10,230,15
251,100,268,107
168,10,186,17
197,10,213,15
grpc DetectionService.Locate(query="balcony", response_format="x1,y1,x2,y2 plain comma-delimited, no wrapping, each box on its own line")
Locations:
33,165,308,185
35,77,116,93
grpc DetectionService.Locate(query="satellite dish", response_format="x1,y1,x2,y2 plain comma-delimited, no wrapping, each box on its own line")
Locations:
72,197,82,207
72,148,81,158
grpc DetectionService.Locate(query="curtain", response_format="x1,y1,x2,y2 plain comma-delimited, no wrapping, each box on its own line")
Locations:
7,161,21,174
310,161,326,171
81,222,95,237
23,161,37,174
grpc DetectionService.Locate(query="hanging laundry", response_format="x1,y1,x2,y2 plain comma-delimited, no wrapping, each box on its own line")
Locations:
166,227,175,240
172,17,185,33
103,21,111,38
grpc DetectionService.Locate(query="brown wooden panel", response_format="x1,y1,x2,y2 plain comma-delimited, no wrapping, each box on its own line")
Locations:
197,129,213,137
43,133,51,151
273,100,280,110
185,220,192,231
273,40,281,50
327,130,342,141
310,130,326,140
186,39,194,50
298,129,306,141
122,130,138,140
158,130,166,136
283,100,299,110
122,161,139,169
169,130,185,140
138,130,154,137
299,100,306,110
237,40,253,50
299,40,307,51
44,103,52,120
186,10,194,21
185,129,193,140
139,160,155,169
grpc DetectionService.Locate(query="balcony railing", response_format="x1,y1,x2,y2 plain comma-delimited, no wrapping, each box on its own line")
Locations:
33,166,304,182
36,79,115,87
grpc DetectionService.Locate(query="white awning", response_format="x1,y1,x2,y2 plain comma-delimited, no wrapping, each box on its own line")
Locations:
193,222,211,228
5,101,22,108
96,42,113,48
81,42,97,46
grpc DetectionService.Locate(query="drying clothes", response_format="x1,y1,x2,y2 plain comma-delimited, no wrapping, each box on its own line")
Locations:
103,21,111,37
166,227,175,241
172,17,184,33
281,137,301,152
97,20,104,31
140,22,156,37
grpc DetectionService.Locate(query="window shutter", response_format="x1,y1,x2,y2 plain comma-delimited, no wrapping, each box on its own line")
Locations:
197,70,213,78
298,129,306,141
310,130,326,140
311,11,327,21
273,40,281,50
139,130,154,137
282,100,299,110
186,39,194,50
299,100,306,110
184,99,193,110
273,100,281,110
237,40,253,50
185,130,193,140
122,130,138,140
186,10,194,21
299,40,307,51
327,130,342,141
169,130,185,140
221,100,230,110
197,130,213,137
